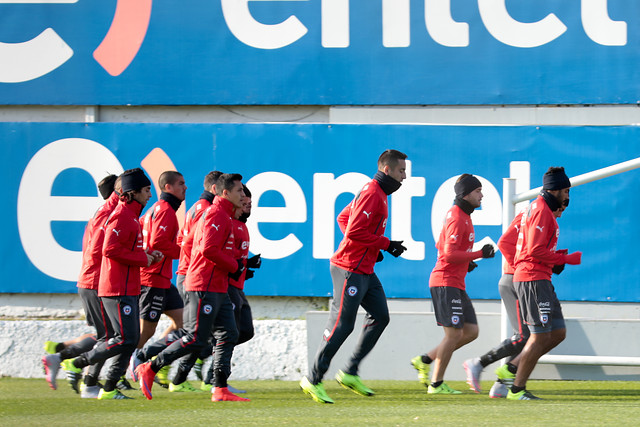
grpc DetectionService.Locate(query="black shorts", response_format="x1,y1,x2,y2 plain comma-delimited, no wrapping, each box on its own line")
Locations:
139,285,184,322
430,286,477,328
514,279,565,333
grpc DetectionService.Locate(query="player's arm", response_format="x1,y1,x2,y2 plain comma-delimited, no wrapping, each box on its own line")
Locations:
497,213,521,267
102,216,148,267
525,211,568,265
440,219,482,264
149,209,181,259
201,215,239,273
344,192,389,251
336,202,351,234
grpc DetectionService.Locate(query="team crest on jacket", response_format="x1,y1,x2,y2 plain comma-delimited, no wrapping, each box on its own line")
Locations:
451,315,460,325
347,286,358,297
203,304,213,314
122,305,132,315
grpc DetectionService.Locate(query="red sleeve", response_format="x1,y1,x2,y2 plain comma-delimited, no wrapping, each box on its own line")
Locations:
440,216,482,264
344,191,390,251
497,212,522,267
336,203,351,234
524,209,566,266
103,215,148,267
148,208,181,260
201,214,239,273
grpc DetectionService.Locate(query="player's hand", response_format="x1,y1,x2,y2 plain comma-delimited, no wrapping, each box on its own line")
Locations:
564,251,582,265
228,259,245,281
146,254,155,267
376,252,384,263
386,240,407,258
481,244,495,259
468,261,478,272
151,250,164,262
247,254,261,269
245,269,255,280
552,264,565,274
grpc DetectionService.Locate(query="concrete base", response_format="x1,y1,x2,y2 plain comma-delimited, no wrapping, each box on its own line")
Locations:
305,311,640,382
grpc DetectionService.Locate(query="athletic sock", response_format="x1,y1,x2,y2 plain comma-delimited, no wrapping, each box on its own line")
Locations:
55,343,66,353
506,363,518,374
85,375,99,387
479,355,492,368
510,385,525,394
421,355,433,364
430,380,443,388
103,379,116,392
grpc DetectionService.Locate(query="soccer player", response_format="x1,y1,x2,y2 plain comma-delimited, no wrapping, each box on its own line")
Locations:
135,173,248,402
43,174,122,397
300,149,408,404
201,184,260,392
411,174,495,395
507,167,581,400
463,206,567,397
129,171,187,386
131,171,221,389
60,168,163,400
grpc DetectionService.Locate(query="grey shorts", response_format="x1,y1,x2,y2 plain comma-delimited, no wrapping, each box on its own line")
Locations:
514,279,565,333
430,286,477,328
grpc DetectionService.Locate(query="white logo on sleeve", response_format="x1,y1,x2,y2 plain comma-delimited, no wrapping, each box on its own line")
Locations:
158,225,167,232
211,224,220,231
363,211,371,219
449,234,458,241
536,226,545,232
112,229,121,236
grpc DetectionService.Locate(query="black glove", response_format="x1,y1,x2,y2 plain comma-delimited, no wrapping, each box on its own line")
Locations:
481,244,495,259
228,259,245,281
468,261,477,272
376,252,384,263
385,240,407,258
247,254,262,269
245,269,255,280
552,264,565,275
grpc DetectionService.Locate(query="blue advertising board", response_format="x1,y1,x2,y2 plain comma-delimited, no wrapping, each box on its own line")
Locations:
0,1,638,105
2,122,640,302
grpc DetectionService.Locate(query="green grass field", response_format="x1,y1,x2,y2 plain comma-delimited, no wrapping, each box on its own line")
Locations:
1,378,639,426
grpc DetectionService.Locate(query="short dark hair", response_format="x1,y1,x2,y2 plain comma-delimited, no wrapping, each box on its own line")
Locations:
242,184,252,198
158,171,183,189
457,173,472,184
546,166,565,175
97,174,117,199
215,173,243,196
377,149,407,170
204,170,223,191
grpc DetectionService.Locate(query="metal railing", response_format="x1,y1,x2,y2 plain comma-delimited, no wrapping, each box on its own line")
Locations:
501,157,640,366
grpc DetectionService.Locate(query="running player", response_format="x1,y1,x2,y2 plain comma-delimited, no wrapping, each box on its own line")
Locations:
507,167,581,400
411,174,495,395
300,149,408,404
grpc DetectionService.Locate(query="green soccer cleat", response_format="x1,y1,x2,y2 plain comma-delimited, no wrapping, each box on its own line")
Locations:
410,356,430,386
427,382,462,395
495,364,516,386
300,376,334,404
116,376,136,390
200,381,213,392
335,370,374,396
154,364,170,388
60,358,82,393
507,389,542,400
44,341,60,355
97,389,133,400
169,381,202,393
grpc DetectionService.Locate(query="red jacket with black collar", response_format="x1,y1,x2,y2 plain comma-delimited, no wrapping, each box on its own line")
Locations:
140,199,181,289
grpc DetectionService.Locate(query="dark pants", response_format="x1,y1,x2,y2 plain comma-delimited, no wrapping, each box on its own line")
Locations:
309,264,390,384
76,295,140,391
152,290,238,387
228,285,254,345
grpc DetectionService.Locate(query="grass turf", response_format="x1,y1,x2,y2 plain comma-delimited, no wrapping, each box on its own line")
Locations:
1,378,639,426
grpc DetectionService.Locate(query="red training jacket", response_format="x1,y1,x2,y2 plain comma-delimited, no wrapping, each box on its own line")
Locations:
98,200,149,297
229,218,250,290
514,195,568,282
77,192,120,290
184,197,239,293
429,204,483,290
497,211,524,275
140,199,181,289
330,179,390,275
176,198,213,276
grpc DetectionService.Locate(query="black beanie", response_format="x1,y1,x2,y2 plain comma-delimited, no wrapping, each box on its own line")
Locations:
454,174,482,199
121,168,151,193
542,167,571,190
97,174,117,199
